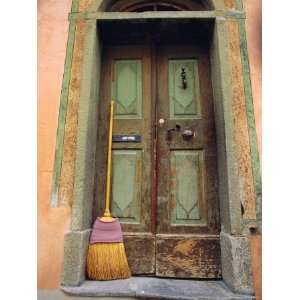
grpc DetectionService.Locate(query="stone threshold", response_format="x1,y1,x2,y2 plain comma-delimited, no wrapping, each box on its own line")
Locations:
61,277,255,300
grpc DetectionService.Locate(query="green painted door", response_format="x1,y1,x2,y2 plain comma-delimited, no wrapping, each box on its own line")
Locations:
94,45,221,278
156,46,221,278
94,46,155,274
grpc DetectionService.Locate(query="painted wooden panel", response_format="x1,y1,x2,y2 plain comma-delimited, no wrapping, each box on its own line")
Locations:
112,59,142,118
170,150,205,225
112,150,142,223
169,59,201,119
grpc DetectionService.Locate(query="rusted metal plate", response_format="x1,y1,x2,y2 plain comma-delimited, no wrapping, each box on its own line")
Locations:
124,234,155,275
156,235,221,278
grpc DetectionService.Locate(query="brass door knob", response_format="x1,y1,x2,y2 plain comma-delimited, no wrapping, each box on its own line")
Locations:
158,118,165,127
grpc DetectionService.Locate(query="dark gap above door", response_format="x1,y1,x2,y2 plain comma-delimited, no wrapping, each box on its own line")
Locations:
99,19,214,46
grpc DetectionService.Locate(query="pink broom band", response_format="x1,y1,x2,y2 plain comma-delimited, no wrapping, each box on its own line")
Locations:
89,218,123,244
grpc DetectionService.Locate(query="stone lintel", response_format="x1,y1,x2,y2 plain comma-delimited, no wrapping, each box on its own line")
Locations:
68,10,246,21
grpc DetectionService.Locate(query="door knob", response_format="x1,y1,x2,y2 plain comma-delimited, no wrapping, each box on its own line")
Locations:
182,129,195,139
158,118,165,127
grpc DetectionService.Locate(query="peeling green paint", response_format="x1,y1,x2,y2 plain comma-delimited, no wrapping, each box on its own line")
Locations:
71,0,80,12
235,0,244,10
238,19,262,229
51,0,80,207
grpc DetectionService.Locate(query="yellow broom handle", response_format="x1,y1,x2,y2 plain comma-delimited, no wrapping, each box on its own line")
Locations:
103,101,114,218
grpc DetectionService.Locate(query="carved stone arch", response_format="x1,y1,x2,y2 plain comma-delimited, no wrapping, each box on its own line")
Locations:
88,0,225,12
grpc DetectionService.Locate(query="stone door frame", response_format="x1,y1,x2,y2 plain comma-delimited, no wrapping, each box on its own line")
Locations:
58,0,261,296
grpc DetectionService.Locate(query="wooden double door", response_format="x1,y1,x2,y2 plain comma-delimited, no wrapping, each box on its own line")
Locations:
95,44,221,278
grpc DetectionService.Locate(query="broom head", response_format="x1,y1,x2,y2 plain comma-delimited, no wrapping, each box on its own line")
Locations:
87,218,131,280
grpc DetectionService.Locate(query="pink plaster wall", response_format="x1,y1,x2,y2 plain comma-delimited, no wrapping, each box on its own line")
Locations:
244,2,262,298
244,0,262,158
38,0,72,289
37,0,262,291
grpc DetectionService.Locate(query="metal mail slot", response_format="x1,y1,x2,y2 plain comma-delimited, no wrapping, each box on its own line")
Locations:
112,135,142,143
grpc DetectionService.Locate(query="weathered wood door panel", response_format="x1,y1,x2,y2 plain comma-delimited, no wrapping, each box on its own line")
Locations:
95,46,155,274
156,46,221,278
95,45,220,278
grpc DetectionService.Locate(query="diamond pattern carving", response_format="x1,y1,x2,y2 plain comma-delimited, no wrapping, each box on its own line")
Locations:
113,60,142,118
112,150,142,222
170,151,204,225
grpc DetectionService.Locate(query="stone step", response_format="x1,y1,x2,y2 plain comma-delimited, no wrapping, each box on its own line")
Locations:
61,277,255,300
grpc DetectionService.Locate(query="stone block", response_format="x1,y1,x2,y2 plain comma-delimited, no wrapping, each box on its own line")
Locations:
61,229,91,286
61,277,255,299
220,231,254,295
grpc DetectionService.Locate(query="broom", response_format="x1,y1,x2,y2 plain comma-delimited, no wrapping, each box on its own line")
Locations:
86,100,131,280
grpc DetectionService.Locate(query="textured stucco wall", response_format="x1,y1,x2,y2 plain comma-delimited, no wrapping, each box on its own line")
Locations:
244,0,262,158
37,0,262,291
38,0,72,289
244,1,262,298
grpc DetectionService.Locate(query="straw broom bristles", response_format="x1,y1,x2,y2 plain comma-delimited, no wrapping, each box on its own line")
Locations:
87,243,131,280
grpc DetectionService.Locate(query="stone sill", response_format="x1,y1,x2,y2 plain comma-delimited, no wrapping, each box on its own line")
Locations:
61,277,255,300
